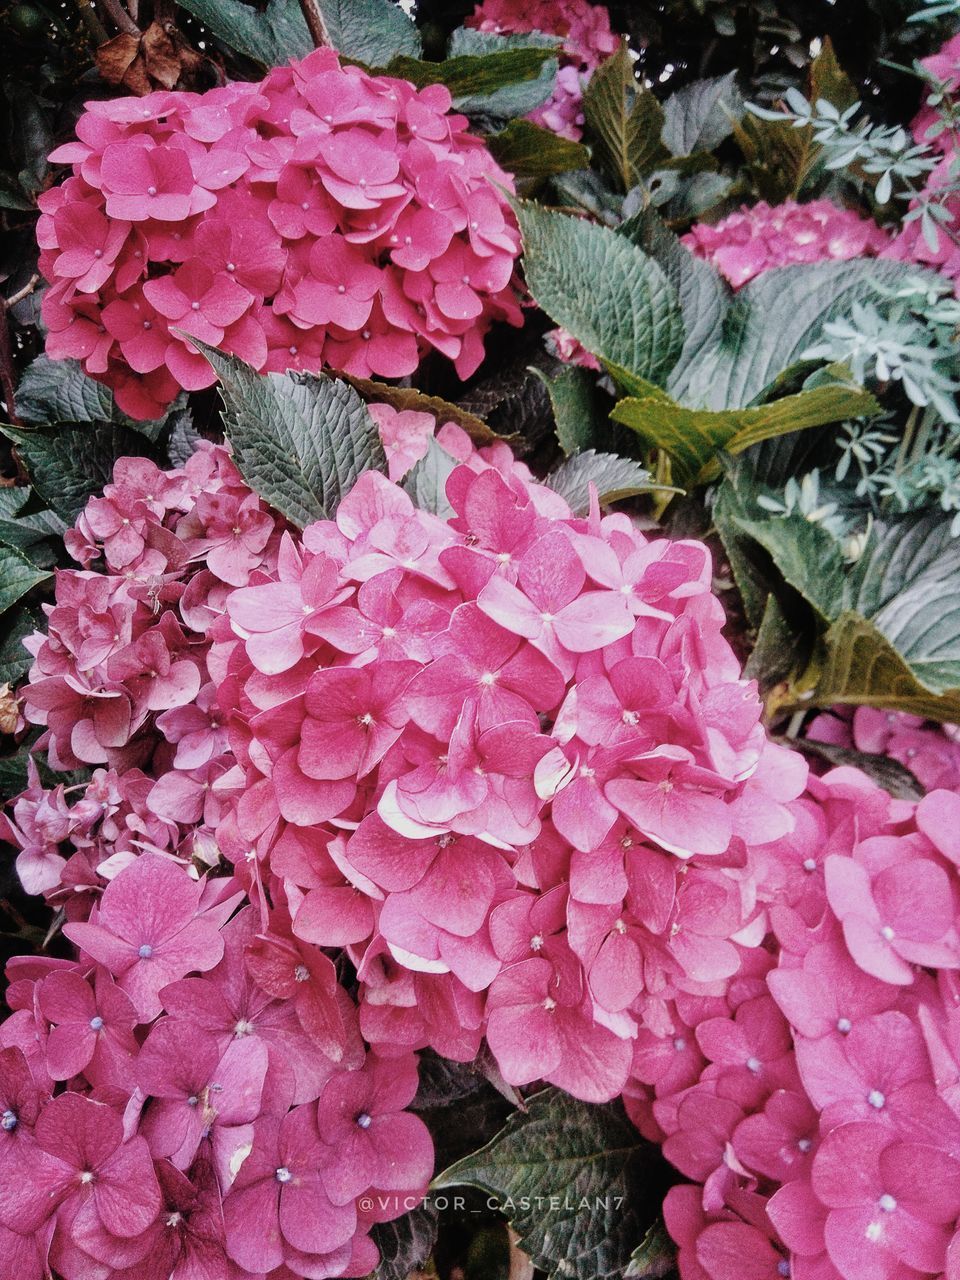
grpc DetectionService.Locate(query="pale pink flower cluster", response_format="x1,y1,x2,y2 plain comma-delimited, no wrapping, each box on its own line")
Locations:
641,767,960,1280
37,48,522,420
466,0,618,141
683,199,891,289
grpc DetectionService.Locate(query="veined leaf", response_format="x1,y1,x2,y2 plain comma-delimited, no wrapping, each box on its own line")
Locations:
370,1203,439,1280
173,0,312,66
487,119,589,181
321,0,420,64
0,545,51,616
190,341,386,528
583,43,668,191
444,29,559,119
387,47,556,99
15,355,170,439
434,1088,663,1280
402,438,457,519
733,515,847,622
611,382,879,486
342,376,502,446
533,365,610,456
661,71,742,156
512,200,684,387
544,450,662,515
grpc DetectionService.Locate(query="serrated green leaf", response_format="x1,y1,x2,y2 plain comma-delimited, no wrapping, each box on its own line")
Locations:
617,210,729,387
322,0,421,63
387,47,556,98
0,606,41,686
583,43,668,191
434,1087,661,1280
533,365,609,456
402,438,457,519
611,382,879,486
512,200,684,388
733,515,847,621
668,259,920,410
191,341,386,528
368,1203,439,1280
544,450,661,515
0,545,51,616
661,71,742,156
151,0,311,67
624,1221,676,1278
444,29,559,118
487,119,589,181
16,356,124,427
1,424,157,524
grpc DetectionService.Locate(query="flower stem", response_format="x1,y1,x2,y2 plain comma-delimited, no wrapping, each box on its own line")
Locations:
297,0,330,48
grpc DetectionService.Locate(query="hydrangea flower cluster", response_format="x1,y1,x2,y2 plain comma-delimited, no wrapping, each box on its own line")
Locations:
36,48,523,420
466,0,618,140
884,36,960,285
682,199,891,289
636,767,960,1280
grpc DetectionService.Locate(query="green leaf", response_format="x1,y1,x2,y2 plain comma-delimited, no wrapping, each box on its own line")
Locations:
487,119,589,181
16,356,126,427
387,47,556,99
809,36,858,112
402,438,457,519
744,592,809,696
733,514,847,621
583,43,668,191
661,71,742,156
173,0,313,66
533,365,609,456
369,1203,439,1280
191,341,386,528
815,611,960,722
0,545,51,616
544,450,661,515
0,606,40,686
617,210,729,389
611,382,879,486
1,424,156,524
321,0,421,64
786,737,924,802
512,200,684,388
434,1087,662,1280
668,259,920,410
624,1221,676,1278
444,29,559,118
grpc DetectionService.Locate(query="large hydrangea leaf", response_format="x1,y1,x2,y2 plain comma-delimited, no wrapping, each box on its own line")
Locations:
433,1088,664,1280
512,201,684,389
192,342,386,529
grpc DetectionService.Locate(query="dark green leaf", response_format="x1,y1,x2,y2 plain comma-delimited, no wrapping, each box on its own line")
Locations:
387,47,556,99
0,606,40,686
624,1221,676,1278
512,199,684,388
323,0,421,63
402,438,457,519
1,424,156,524
743,592,809,696
583,43,668,191
786,737,924,801
172,0,313,66
544,450,661,515
369,1203,439,1280
617,210,729,389
661,71,742,155
343,376,502,446
166,410,202,467
733,514,847,621
191,341,386,528
668,259,920,410
17,356,126,426
0,170,34,211
487,120,589,181
443,29,559,118
0,545,51,615
434,1088,663,1280
532,365,609,456
611,382,879,486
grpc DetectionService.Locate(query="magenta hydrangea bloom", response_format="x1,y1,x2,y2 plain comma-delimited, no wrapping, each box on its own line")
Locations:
683,199,891,289
38,51,523,419
466,0,618,140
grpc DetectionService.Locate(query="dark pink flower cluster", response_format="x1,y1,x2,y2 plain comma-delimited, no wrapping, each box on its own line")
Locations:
635,767,960,1280
0,854,431,1279
37,48,523,421
809,705,960,793
683,199,891,289
466,0,618,140
884,37,960,286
